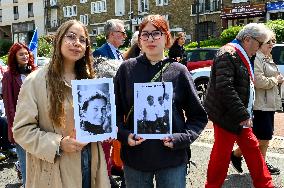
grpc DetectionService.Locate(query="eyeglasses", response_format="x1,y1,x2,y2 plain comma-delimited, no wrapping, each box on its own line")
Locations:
113,30,126,36
140,30,164,41
64,33,87,45
266,39,276,45
251,36,263,48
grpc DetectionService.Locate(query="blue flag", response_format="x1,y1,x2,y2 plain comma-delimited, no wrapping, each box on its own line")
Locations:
28,28,38,66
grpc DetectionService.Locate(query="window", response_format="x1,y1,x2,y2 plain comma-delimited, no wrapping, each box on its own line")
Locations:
197,21,216,40
28,3,34,18
138,0,149,14
91,2,97,14
67,6,72,17
92,29,97,35
63,6,75,17
63,7,67,17
50,0,57,6
156,0,168,6
101,0,107,12
91,1,106,14
72,5,77,16
80,14,89,25
97,27,104,34
0,9,2,22
115,0,125,16
80,0,87,3
13,0,18,3
14,6,19,20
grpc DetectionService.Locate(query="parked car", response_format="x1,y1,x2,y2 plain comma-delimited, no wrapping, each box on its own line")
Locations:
191,44,284,107
37,57,50,68
186,48,218,71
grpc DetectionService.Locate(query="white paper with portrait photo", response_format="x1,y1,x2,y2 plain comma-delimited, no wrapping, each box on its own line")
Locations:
134,82,173,139
71,78,116,142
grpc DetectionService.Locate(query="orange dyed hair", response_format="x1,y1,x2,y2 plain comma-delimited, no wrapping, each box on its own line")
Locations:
7,43,36,75
138,14,172,48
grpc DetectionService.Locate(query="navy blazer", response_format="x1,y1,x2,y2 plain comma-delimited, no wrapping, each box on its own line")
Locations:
93,43,115,59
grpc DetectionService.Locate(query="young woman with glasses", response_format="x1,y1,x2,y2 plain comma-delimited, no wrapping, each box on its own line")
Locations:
114,14,208,188
12,20,110,188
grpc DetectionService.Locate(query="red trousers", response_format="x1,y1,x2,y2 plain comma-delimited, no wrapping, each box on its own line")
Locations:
205,124,274,188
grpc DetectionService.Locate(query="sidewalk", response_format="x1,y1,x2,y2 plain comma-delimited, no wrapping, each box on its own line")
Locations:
199,112,284,151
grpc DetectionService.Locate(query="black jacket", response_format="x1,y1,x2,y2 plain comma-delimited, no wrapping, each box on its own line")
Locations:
168,43,186,64
114,54,207,171
204,45,251,134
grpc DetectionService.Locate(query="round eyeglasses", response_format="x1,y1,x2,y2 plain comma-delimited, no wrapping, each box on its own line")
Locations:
140,30,164,41
65,33,87,45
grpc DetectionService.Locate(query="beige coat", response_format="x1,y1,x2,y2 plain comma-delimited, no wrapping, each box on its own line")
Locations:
253,51,282,111
13,65,110,188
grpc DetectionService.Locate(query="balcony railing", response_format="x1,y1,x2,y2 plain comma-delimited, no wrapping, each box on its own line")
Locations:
191,0,221,14
46,19,61,32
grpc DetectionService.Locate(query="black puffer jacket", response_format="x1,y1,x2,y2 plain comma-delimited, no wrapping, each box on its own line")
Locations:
204,45,251,134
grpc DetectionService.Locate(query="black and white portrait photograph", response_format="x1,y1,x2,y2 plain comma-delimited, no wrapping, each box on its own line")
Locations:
134,82,173,139
71,78,116,142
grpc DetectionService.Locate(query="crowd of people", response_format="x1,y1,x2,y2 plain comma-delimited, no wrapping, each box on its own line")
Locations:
0,14,282,188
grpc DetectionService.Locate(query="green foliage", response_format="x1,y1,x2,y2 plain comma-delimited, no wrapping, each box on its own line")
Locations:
0,54,8,65
121,30,132,48
220,26,243,45
266,19,284,43
95,34,106,48
0,39,12,56
38,35,54,58
184,38,222,49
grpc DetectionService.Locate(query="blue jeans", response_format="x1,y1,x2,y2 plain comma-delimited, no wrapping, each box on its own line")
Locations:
15,144,26,187
124,163,187,188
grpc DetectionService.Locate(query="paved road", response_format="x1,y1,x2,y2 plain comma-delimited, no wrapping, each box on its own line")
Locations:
1,112,283,188
188,141,284,187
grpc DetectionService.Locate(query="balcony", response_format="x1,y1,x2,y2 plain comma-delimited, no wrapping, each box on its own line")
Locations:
191,1,221,14
46,19,61,32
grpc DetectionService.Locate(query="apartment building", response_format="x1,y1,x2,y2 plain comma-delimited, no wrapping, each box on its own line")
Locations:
0,0,45,44
44,0,222,44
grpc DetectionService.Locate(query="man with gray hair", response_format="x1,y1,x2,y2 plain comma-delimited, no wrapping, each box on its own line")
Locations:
204,23,274,187
93,19,126,60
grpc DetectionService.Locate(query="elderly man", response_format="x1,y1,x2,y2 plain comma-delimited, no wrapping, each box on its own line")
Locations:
93,19,126,60
204,23,274,188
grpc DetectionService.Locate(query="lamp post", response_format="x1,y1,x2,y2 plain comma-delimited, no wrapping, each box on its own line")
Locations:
129,0,133,32
196,0,200,48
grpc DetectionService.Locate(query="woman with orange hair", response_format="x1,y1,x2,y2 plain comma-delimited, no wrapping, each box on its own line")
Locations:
115,15,208,188
2,42,36,186
12,20,110,188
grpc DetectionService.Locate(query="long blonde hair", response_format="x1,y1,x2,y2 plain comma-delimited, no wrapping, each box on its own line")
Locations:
47,20,94,127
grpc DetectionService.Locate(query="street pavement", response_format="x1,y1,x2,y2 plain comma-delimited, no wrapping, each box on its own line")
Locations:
188,139,284,187
1,113,284,187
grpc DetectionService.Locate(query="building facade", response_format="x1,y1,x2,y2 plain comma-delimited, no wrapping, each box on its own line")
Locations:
1,0,282,46
44,0,222,44
0,0,45,44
